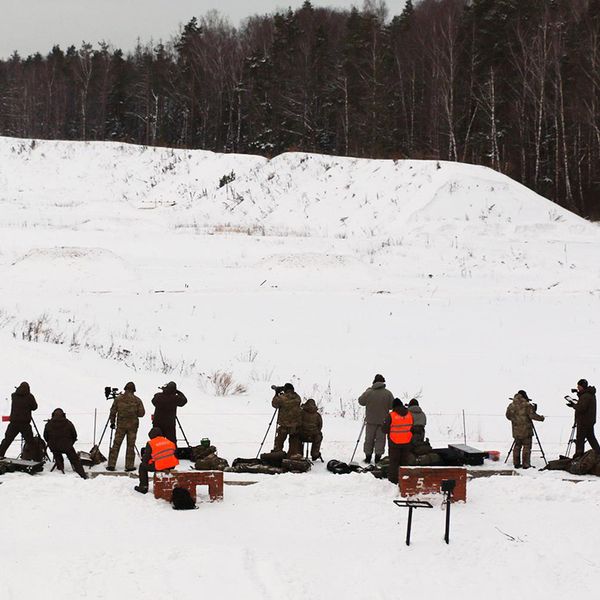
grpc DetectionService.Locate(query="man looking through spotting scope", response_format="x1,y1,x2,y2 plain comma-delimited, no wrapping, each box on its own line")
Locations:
0,382,38,458
358,374,394,463
505,390,545,469
107,382,145,472
271,383,302,457
151,381,187,444
567,379,599,457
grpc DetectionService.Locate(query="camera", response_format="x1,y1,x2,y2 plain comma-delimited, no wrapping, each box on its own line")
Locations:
271,385,285,394
104,386,119,400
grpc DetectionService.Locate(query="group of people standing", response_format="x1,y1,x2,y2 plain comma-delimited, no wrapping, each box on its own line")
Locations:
0,380,188,488
1,374,597,488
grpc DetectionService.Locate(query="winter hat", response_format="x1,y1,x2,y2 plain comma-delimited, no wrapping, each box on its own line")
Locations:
162,381,177,392
517,390,529,400
15,382,30,394
283,383,294,392
408,398,419,407
124,382,136,392
392,398,404,409
578,379,588,388
373,374,385,384
148,427,163,438
51,408,66,418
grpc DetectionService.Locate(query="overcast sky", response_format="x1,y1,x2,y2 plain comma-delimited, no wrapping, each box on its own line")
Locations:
0,0,405,59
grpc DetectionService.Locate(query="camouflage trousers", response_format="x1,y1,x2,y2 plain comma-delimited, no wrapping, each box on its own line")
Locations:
108,422,139,470
513,436,532,468
272,425,302,457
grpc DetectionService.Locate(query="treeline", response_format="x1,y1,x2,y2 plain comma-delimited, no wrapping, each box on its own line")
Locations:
1,0,599,218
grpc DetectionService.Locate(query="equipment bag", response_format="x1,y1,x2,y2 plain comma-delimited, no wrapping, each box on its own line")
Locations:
231,457,262,468
542,458,572,472
21,436,47,462
281,458,311,473
327,459,352,475
171,487,197,510
569,450,599,475
89,445,106,465
260,451,287,467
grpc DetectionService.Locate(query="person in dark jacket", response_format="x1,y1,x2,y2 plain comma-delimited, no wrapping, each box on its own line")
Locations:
570,379,600,457
300,398,323,460
358,374,394,463
271,383,303,457
43,408,87,479
0,382,38,458
151,381,187,444
382,398,414,485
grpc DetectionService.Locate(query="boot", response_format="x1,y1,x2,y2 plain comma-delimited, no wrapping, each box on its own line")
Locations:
134,485,148,494
364,454,372,464
374,454,382,463
124,467,136,472
106,466,115,472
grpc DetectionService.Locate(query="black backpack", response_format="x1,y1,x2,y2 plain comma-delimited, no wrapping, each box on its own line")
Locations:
171,487,197,510
21,436,47,462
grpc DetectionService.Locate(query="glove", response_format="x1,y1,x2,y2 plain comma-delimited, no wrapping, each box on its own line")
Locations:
110,422,116,429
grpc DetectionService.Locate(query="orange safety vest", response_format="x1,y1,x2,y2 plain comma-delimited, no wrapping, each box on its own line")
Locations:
148,436,179,471
389,411,413,445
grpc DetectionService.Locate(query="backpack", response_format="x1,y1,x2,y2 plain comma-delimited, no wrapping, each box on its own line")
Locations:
542,458,572,472
281,458,312,473
568,450,599,475
21,436,47,462
89,445,107,465
171,487,197,510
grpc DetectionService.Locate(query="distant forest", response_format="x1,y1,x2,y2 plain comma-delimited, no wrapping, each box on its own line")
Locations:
1,0,599,218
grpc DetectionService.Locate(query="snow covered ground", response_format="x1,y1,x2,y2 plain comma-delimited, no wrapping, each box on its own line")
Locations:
0,137,599,599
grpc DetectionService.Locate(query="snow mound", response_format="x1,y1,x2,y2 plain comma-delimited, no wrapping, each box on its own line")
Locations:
10,246,134,291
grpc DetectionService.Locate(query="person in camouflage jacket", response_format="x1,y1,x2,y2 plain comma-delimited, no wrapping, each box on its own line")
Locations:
271,383,303,457
107,382,145,471
300,398,323,460
506,390,545,469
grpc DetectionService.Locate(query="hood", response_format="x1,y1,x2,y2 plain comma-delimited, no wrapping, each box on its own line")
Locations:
162,381,177,393
15,382,30,395
51,408,66,420
372,382,386,390
148,427,163,439
303,399,318,413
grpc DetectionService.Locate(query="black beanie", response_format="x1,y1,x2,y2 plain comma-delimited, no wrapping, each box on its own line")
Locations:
578,379,588,389
284,383,294,392
373,374,385,384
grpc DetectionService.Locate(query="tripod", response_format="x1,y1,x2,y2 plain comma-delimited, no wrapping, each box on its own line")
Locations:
564,421,577,458
176,416,191,447
504,423,547,467
349,420,366,463
256,408,278,458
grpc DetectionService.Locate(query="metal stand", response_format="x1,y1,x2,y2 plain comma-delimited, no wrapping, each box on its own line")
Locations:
349,420,366,463
393,499,433,546
256,408,278,458
565,421,577,458
504,423,547,466
442,479,456,544
176,416,191,447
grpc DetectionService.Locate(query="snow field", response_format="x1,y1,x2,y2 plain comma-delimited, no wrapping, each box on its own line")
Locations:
0,136,599,598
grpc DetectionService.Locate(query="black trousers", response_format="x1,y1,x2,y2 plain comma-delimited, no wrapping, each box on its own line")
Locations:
575,424,600,457
0,422,34,457
388,442,411,484
52,447,87,478
138,462,156,489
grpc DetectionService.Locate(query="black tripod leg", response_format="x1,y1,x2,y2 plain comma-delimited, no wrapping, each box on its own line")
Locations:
504,439,515,465
31,418,51,461
256,408,278,458
532,424,547,466
406,506,413,546
444,493,452,544
176,416,191,447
